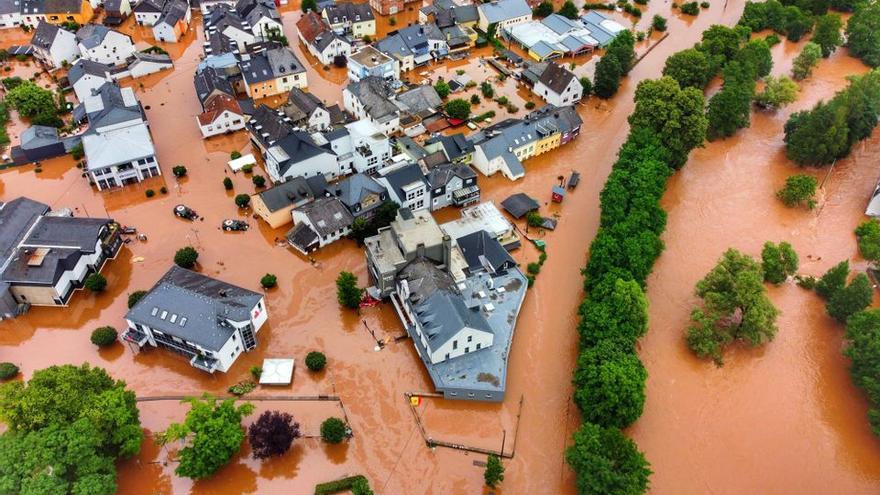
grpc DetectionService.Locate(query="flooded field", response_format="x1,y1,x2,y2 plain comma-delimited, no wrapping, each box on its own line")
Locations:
0,0,879,493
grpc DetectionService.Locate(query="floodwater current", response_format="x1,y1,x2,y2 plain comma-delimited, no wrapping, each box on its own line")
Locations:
0,0,878,493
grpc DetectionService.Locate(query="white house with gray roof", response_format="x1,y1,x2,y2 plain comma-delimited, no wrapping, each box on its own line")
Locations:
76,24,135,65
288,197,353,254
0,0,22,27
347,45,399,83
68,57,112,100
30,21,78,67
123,265,268,373
476,0,531,31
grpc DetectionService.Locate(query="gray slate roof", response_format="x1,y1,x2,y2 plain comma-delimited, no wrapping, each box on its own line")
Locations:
68,58,112,85
31,21,62,50
126,265,263,350
256,175,324,212
331,173,386,210
383,163,427,200
478,0,530,24
194,66,234,105
294,197,353,237
456,230,515,274
322,2,374,24
75,24,113,49
396,85,442,116
345,76,398,121
537,62,576,95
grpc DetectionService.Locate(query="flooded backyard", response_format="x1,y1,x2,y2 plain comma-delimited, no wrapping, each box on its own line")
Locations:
0,0,879,493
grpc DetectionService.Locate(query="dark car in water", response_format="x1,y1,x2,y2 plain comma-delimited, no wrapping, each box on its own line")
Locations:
221,219,248,231
173,204,198,220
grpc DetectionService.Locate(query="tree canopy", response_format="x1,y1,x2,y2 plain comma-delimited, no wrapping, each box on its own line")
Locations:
336,271,363,309
813,14,844,57
484,454,505,487
6,81,62,127
792,42,822,80
572,340,647,428
816,260,850,299
592,31,636,98
755,75,799,109
844,309,880,435
856,219,880,263
248,410,300,459
827,273,873,323
444,98,471,120
776,174,817,208
558,0,579,19
565,422,651,495
662,48,712,89
577,278,648,349
761,241,799,284
846,2,880,67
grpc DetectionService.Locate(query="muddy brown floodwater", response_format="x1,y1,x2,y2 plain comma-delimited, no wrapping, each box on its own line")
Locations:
1,0,879,493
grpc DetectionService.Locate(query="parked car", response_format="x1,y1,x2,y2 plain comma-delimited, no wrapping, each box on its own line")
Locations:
173,204,198,220
221,219,248,231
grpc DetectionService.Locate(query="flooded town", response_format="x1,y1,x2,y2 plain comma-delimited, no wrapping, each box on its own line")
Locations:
0,0,879,492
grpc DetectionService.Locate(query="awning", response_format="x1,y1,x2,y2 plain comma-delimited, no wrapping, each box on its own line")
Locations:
453,185,480,200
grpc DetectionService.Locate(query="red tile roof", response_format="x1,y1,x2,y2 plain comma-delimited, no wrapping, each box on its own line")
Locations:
296,11,329,44
197,93,242,126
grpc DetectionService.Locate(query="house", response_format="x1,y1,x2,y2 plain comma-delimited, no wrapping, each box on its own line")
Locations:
425,162,479,210
329,173,388,218
10,125,80,164
395,84,442,119
194,65,235,105
343,76,400,134
239,46,307,99
347,45,399,83
424,133,474,164
152,0,190,43
377,162,428,211
368,0,417,16
76,24,135,65
68,57,112,100
40,0,94,25
440,201,519,250
198,0,238,15
363,207,527,401
580,11,627,47
477,0,531,31
30,21,78,67
245,104,294,157
133,0,164,26
0,0,22,28
125,51,173,78
235,0,282,39
296,11,350,66
377,23,447,70
505,14,597,61
251,175,327,228
197,93,246,138
123,265,268,374
281,87,333,131
0,197,123,318
321,1,374,38
287,197,354,254
533,62,582,107
204,5,256,53
266,130,342,182
319,119,392,175
102,0,130,25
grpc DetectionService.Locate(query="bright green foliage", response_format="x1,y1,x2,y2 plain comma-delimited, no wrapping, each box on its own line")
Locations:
686,249,780,365
352,477,374,495
565,422,651,495
628,77,708,169
484,454,505,487
84,273,107,292
776,174,817,208
827,274,873,323
593,54,623,98
90,326,118,347
857,219,880,262
735,39,772,78
761,241,799,284
0,362,18,380
444,98,471,120
533,0,553,16
738,0,787,33
662,48,712,89
301,0,316,11
578,278,648,348
160,396,253,479
792,42,822,80
174,246,199,269
6,80,61,127
813,14,843,57
235,193,251,207
652,14,667,31
260,273,277,288
846,3,880,67
844,310,880,435
697,25,741,73
755,75,799,109
816,260,850,299
127,290,147,309
305,351,326,372
315,475,369,495
558,0,579,19
320,417,346,443
433,80,450,99
572,340,647,428
230,151,242,159
336,271,363,309
707,61,757,140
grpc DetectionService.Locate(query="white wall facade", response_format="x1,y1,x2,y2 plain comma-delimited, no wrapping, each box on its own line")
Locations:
198,109,246,138
134,11,160,26
534,77,581,107
79,32,135,65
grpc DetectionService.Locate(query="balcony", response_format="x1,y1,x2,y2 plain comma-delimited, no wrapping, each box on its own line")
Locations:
452,185,480,206
122,327,148,347
191,354,219,373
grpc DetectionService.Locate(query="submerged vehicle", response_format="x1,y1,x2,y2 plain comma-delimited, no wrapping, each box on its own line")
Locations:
221,219,249,231
173,204,198,220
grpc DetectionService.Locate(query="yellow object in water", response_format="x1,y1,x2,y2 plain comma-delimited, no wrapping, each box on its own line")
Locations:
132,256,145,263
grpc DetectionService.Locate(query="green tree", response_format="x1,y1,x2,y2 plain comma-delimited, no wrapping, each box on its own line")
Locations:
320,417,347,443
223,177,233,190
235,193,251,208
558,0,579,19
84,273,107,292
662,48,712,89
593,54,623,98
484,454,505,487
816,260,850,299
470,93,480,105
480,81,494,98
572,341,647,428
533,0,553,17
686,249,780,365
846,2,880,67
791,42,822,80
813,14,843,57
90,326,118,347
843,310,880,434
577,278,648,348
706,61,757,140
761,241,799,284
433,80,450,99
783,5,814,41
260,273,277,288
0,362,18,380
735,39,772,78
127,290,147,308
172,165,187,177
783,100,849,166
336,271,362,309
160,396,253,479
6,81,60,123
652,14,667,31
776,174,817,208
352,477,375,495
697,25,742,73
754,75,799,109
565,422,651,495
579,76,592,97
301,0,317,11
252,175,266,188
828,273,873,323
629,76,708,169
857,219,880,262
444,98,471,120
606,30,636,75
174,246,199,269
305,351,326,371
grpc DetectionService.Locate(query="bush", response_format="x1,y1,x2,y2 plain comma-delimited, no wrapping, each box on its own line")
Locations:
235,194,251,208
777,174,817,208
433,80,450,99
524,101,535,109
352,477,374,495
172,165,187,177
527,262,541,275
250,366,262,380
791,42,821,80
242,163,254,174
127,290,147,309
174,246,199,269
320,417,346,443
680,2,699,14
145,189,155,198
701,1,709,6
228,380,256,396
579,76,592,97
230,151,242,160
336,271,362,309
160,186,167,194
84,273,107,292
856,219,880,262
764,34,781,46
248,410,300,459
480,81,494,98
533,0,553,16
0,362,19,379
252,175,266,188
260,273,277,289
558,0,579,19
315,476,369,495
470,94,481,105
70,142,84,160
754,75,799,110
484,454,505,487
223,177,233,190
305,351,326,372
761,241,799,284
90,326,118,347
652,14,667,31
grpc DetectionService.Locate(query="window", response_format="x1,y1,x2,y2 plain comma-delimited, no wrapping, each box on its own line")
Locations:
151,307,159,316
232,334,237,341
160,310,168,320
465,347,470,353
452,340,457,350
467,335,472,343
476,343,482,350
445,353,450,360
170,314,177,323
